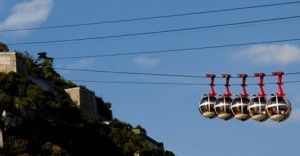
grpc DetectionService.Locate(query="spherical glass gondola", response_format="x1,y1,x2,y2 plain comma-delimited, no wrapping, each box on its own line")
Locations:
248,96,269,122
266,96,291,122
198,96,217,119
230,97,250,121
214,96,233,120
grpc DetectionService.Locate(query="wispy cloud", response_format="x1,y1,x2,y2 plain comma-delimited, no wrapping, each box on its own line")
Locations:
133,56,160,67
55,58,95,75
0,0,4,10
232,44,300,65
65,58,95,69
0,0,54,33
288,95,300,122
289,108,300,122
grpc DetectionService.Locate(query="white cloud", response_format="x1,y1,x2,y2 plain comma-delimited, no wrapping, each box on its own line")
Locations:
288,94,300,122
0,0,4,8
133,56,160,67
65,58,95,69
0,0,54,33
232,44,300,65
289,108,300,122
0,0,5,13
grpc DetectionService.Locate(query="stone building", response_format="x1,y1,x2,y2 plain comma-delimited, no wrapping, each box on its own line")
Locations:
0,52,27,76
132,128,164,151
65,87,99,120
0,52,99,120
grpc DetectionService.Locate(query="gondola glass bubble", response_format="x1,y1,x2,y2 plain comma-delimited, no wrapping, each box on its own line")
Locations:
231,97,250,121
248,96,269,122
214,96,233,120
266,96,291,122
199,96,217,119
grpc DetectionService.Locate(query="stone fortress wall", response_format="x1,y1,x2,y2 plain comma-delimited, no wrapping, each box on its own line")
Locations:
65,87,99,120
0,52,164,150
0,52,99,120
0,52,27,76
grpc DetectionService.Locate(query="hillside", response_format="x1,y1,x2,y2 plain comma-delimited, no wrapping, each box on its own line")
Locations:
0,48,175,155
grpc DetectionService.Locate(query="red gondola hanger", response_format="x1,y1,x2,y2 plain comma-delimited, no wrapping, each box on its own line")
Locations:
222,74,232,97
254,73,266,97
238,74,248,97
272,71,285,96
206,74,216,97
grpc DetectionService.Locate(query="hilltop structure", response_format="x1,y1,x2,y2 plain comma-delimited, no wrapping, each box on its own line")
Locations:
0,52,27,76
0,51,99,120
65,87,99,120
132,128,164,151
0,51,165,152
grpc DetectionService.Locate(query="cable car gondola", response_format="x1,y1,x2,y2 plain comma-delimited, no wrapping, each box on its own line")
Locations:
230,74,250,121
266,71,291,122
198,74,217,119
214,74,233,120
248,73,269,122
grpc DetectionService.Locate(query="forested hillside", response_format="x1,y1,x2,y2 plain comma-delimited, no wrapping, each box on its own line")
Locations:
0,49,174,156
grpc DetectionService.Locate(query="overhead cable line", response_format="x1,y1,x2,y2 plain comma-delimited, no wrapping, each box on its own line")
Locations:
54,67,300,79
71,80,205,86
54,67,205,78
7,15,300,46
53,37,300,59
283,71,300,76
70,79,300,86
2,63,299,85
1,1,300,32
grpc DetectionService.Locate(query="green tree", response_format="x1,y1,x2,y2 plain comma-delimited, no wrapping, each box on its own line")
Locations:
0,52,175,155
165,150,176,156
17,51,77,89
0,42,9,52
96,96,113,120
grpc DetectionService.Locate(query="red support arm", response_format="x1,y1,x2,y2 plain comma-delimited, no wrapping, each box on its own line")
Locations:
254,73,266,97
272,71,285,96
237,74,248,97
221,74,232,97
206,74,216,97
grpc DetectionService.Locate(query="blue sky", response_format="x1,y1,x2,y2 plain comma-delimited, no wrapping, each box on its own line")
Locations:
1,0,300,155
